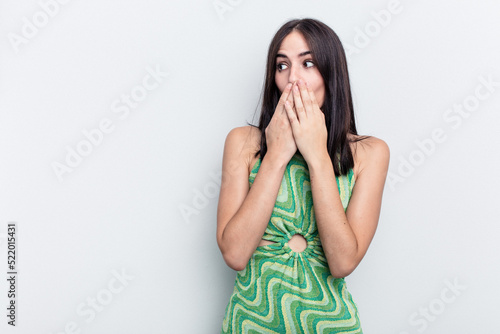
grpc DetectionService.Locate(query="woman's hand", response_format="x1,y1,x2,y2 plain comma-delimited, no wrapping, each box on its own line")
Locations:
265,83,297,164
284,79,328,164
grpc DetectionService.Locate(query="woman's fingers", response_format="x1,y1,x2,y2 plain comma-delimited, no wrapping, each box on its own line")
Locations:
284,100,298,128
277,83,293,113
305,81,320,111
286,85,295,111
292,81,306,121
298,80,313,112
269,83,295,135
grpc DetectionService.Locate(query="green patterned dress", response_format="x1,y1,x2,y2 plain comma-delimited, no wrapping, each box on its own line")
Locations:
221,152,363,334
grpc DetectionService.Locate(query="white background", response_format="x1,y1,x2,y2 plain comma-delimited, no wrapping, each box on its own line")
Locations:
1,0,499,333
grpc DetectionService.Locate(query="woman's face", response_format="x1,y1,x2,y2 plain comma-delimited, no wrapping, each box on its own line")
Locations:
275,30,325,108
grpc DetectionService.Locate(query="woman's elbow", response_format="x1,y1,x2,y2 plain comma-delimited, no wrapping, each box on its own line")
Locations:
217,226,249,271
329,262,357,278
222,251,248,271
218,241,249,271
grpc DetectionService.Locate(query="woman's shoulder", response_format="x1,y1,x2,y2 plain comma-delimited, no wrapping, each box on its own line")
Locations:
224,125,261,174
347,133,389,152
348,133,390,181
225,125,261,150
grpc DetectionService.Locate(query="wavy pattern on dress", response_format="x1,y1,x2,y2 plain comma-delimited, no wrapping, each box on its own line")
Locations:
222,152,362,334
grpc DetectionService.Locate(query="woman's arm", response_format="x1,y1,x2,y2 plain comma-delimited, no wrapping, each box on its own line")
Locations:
283,80,390,278
217,83,297,271
216,126,288,271
307,138,390,278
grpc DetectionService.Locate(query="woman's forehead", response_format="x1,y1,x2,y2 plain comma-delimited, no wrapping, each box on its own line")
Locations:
277,31,311,56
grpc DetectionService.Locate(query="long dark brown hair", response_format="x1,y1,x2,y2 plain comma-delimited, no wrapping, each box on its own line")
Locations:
248,18,371,176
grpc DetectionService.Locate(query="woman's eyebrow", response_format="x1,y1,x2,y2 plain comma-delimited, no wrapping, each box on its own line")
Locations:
276,51,312,59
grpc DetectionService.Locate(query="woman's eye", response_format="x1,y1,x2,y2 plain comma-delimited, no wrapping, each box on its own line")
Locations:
304,60,314,68
276,63,288,71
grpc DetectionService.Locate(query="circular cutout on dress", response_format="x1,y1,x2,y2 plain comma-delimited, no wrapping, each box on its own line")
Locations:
288,234,307,252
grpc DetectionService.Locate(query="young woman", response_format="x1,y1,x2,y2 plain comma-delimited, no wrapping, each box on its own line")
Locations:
216,18,390,333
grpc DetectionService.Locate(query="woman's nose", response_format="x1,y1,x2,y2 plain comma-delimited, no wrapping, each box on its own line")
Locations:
288,66,301,84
